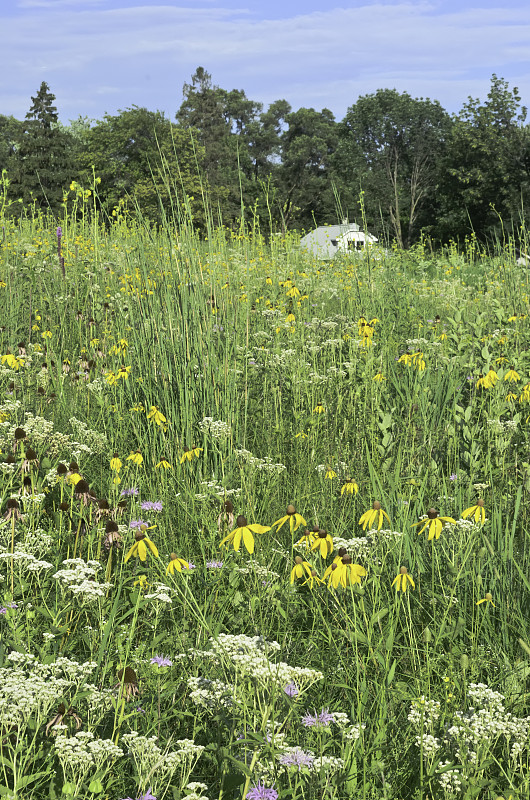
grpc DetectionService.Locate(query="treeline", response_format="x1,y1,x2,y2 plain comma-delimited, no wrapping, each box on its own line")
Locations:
1,68,530,247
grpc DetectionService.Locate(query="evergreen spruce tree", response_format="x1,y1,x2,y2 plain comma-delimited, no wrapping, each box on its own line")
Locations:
11,82,71,215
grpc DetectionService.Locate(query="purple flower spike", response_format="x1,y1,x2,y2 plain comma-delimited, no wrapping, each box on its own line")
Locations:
130,519,148,530
56,227,62,238
141,501,163,512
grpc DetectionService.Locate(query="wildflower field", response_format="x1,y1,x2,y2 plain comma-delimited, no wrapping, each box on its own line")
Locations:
1,208,530,800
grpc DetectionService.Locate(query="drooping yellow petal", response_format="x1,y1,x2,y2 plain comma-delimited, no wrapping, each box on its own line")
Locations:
146,538,159,558
242,527,255,554
124,543,137,563
138,539,147,561
233,528,243,552
247,524,271,534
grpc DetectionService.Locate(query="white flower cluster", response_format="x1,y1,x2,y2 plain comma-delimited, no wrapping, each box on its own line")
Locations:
184,781,209,800
187,676,235,711
53,559,111,602
69,417,108,454
122,731,204,793
0,549,53,574
234,448,286,474
209,633,323,693
198,417,232,440
235,562,280,580
437,760,462,795
408,697,442,729
343,723,366,741
145,583,173,605
415,733,440,759
55,730,122,785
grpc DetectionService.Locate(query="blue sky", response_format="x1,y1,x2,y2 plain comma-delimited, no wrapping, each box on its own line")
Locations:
2,0,530,124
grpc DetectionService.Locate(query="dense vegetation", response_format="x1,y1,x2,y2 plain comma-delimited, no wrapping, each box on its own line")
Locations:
0,199,530,799
1,70,530,246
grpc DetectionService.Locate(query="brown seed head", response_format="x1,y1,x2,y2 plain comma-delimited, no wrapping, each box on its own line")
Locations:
342,554,352,565
477,499,485,507
338,547,347,557
236,515,247,527
318,529,328,539
224,500,234,513
427,508,438,519
399,566,408,575
7,499,19,510
294,556,303,564
373,501,381,510
75,479,90,494
135,530,146,541
57,463,68,475
170,552,178,561
14,428,26,441
105,520,119,533
286,504,296,515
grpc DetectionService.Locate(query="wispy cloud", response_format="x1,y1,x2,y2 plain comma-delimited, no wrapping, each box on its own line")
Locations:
1,2,529,121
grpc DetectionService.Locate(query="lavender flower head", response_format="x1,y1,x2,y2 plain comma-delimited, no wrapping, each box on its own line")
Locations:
301,708,334,728
56,227,62,238
130,519,149,530
121,791,156,800
284,682,299,698
150,655,172,667
121,487,139,497
246,782,278,800
279,747,315,770
141,500,163,512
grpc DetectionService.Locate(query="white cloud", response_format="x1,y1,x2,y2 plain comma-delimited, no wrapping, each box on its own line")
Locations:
1,2,529,120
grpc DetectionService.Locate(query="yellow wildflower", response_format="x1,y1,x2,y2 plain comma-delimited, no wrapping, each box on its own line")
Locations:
412,508,456,540
359,501,390,532
392,566,415,592
124,528,159,563
271,505,306,534
180,446,203,464
461,499,486,524
166,553,190,574
219,515,271,554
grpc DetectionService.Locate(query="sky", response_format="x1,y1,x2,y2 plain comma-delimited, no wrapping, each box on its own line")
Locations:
1,0,530,125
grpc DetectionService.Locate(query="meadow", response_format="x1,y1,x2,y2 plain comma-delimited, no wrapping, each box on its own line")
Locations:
0,200,529,800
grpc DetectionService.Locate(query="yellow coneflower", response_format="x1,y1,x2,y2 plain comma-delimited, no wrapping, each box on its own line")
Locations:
219,515,271,555
323,555,366,589
147,406,167,427
180,446,203,464
110,453,122,472
127,450,143,466
373,372,385,382
155,457,172,470
359,501,390,532
290,556,313,583
124,527,159,563
341,478,359,496
461,499,486,524
504,367,520,383
412,508,456,541
324,467,337,480
485,368,498,387
166,553,190,574
476,592,496,607
272,505,306,534
392,566,415,592
313,403,325,414
311,529,333,558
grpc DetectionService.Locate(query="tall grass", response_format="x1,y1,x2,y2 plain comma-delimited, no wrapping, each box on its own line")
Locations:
0,195,529,800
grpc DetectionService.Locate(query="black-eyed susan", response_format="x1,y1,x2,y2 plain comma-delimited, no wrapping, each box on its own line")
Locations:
392,566,415,592
461,499,486,524
219,515,271,555
476,592,496,607
272,504,306,534
412,508,456,541
127,450,143,467
341,478,359,496
180,446,203,464
359,501,390,532
166,553,190,574
290,556,313,583
124,526,159,563
311,529,333,558
155,457,172,470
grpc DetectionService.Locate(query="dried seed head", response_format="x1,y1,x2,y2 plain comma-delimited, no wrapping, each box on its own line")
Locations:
14,428,26,441
59,502,69,512
57,463,68,475
236,515,248,527
99,499,110,510
7,499,19,510
25,448,37,460
477,499,485,507
105,520,119,533
342,554,352,565
224,500,234,513
75,480,90,494
69,462,80,473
